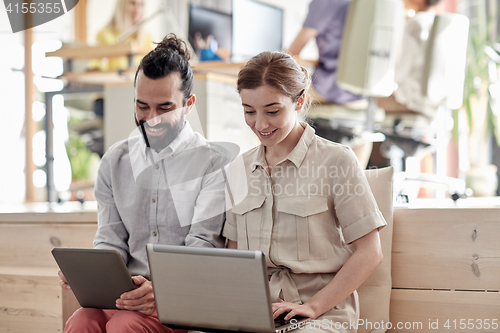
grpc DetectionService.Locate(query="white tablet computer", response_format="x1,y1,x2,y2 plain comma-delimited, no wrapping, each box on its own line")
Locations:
52,248,136,309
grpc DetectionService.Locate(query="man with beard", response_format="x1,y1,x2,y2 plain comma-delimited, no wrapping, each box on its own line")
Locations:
59,34,230,332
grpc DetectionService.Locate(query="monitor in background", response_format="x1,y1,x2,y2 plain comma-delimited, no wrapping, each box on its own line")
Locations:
232,0,283,62
188,4,232,55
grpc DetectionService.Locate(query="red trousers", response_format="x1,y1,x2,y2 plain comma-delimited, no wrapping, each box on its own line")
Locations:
65,308,188,333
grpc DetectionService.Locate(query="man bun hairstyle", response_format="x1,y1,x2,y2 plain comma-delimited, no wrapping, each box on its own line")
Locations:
237,51,311,112
134,33,194,103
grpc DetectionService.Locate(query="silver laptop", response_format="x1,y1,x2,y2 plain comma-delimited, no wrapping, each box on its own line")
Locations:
146,244,310,333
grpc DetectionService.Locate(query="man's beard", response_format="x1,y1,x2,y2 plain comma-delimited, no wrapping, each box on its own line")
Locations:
135,113,185,153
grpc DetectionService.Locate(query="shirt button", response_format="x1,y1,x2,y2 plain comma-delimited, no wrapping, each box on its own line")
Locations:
155,164,159,169
152,198,156,203
152,231,157,237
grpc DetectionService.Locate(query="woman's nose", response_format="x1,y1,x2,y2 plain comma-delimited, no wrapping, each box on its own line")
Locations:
255,114,268,131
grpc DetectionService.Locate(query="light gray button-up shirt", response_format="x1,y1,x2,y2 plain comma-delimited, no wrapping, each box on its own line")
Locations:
94,122,226,277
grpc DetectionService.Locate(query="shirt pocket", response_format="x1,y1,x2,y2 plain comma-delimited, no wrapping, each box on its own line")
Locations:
231,195,266,250
276,195,329,261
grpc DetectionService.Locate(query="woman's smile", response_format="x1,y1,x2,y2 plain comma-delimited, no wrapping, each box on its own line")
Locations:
257,128,278,138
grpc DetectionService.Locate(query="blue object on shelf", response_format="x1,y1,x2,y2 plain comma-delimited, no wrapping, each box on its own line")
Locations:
200,49,222,62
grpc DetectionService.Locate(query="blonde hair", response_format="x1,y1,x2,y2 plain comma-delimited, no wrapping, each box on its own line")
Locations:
237,51,312,115
107,0,147,43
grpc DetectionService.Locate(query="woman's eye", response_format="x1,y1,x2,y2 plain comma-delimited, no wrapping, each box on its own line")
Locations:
267,110,279,115
244,110,255,114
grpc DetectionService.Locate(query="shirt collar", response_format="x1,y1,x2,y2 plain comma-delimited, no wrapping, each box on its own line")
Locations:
286,122,315,168
129,121,196,183
251,122,316,172
251,145,267,172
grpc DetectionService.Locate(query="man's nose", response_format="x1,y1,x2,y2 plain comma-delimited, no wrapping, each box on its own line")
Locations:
146,111,162,127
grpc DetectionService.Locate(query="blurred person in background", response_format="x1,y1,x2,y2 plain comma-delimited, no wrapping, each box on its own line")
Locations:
287,0,372,168
91,0,152,71
378,0,443,118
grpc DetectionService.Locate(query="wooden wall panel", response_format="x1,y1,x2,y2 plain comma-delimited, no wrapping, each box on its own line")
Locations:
0,268,62,333
389,289,500,333
0,224,97,268
392,208,500,291
0,208,97,332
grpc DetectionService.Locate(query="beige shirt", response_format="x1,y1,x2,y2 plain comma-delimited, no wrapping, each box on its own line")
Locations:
223,124,386,328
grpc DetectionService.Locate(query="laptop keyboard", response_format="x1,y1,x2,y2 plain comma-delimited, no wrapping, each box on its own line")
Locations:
274,313,308,328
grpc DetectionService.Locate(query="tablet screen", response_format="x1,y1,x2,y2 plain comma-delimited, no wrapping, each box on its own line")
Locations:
52,248,136,309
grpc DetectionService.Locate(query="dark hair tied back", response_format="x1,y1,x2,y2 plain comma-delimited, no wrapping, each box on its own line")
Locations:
155,34,191,61
134,33,194,103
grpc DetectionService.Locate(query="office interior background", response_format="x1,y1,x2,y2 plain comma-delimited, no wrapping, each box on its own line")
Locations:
1,0,500,204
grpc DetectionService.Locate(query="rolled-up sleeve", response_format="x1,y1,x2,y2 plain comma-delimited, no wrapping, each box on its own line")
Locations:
333,147,387,244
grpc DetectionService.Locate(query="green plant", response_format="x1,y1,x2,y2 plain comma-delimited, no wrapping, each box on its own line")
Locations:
455,0,500,146
65,133,99,181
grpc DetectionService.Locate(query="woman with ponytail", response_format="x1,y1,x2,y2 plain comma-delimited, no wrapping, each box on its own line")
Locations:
224,51,386,332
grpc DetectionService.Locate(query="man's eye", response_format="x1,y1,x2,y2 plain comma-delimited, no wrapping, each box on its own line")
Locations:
160,108,172,112
138,106,148,110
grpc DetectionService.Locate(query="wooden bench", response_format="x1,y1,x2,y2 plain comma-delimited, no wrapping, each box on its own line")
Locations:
1,201,499,332
0,202,97,333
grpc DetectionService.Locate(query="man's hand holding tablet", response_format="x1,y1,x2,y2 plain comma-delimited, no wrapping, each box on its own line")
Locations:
116,275,156,315
52,248,138,310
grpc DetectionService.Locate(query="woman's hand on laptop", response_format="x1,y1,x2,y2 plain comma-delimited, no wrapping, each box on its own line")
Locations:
115,275,156,316
272,302,317,321
58,270,71,290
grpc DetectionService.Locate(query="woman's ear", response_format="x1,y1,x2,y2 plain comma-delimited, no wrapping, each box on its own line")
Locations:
185,94,196,115
295,92,306,111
